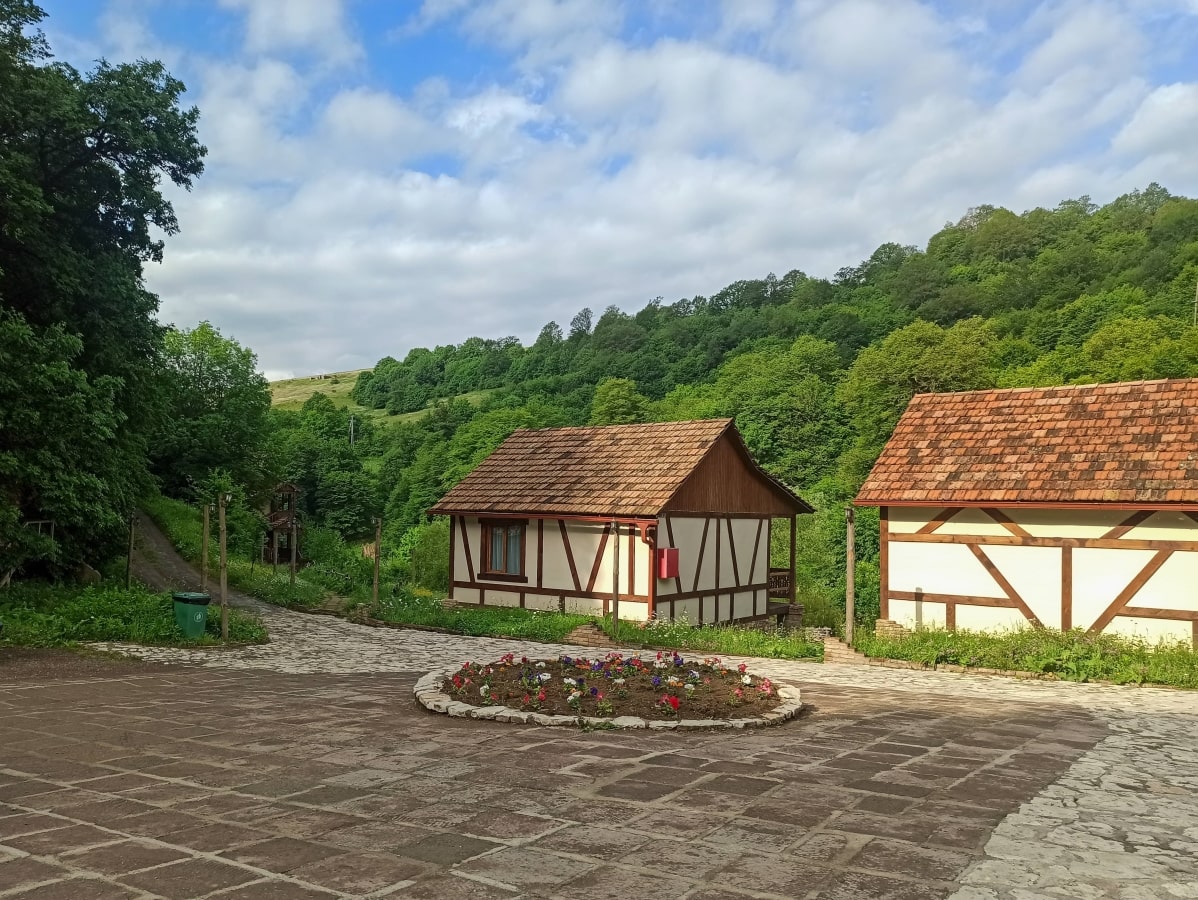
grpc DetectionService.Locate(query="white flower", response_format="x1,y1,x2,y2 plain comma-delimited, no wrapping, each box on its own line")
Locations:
535,661,546,668
480,684,491,696
741,675,752,685
684,683,695,692
537,672,551,682
654,661,667,669
613,678,626,685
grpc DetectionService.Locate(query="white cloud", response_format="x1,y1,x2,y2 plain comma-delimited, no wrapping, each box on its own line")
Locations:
93,0,1198,376
218,0,360,63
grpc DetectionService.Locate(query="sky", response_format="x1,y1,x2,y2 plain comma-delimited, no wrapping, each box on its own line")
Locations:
42,0,1198,379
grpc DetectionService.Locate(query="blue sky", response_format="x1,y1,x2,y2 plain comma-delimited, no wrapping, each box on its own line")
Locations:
40,0,1198,378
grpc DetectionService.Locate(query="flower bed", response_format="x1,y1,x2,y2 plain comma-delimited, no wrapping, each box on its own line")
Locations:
416,651,801,728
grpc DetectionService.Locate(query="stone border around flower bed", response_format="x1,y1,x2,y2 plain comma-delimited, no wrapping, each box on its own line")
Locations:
413,669,803,729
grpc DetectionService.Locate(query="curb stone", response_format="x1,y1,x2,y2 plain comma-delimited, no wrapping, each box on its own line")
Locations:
413,663,802,729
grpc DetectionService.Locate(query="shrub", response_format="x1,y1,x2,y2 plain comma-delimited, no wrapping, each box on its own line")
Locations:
0,582,267,647
855,626,1198,689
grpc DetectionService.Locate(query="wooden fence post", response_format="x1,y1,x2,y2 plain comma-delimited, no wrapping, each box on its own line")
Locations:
201,504,210,592
845,507,856,646
290,520,298,588
218,495,228,641
126,514,136,589
372,518,381,609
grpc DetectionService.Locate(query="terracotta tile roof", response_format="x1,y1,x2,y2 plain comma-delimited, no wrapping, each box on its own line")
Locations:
431,419,802,518
855,378,1198,507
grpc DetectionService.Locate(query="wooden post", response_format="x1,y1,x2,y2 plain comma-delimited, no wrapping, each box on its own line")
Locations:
372,518,381,609
788,515,797,603
289,520,298,588
125,514,136,589
612,518,620,633
201,504,210,592
218,495,228,641
845,506,856,646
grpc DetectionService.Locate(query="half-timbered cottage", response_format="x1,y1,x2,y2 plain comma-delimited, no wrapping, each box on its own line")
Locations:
856,378,1198,647
429,419,812,623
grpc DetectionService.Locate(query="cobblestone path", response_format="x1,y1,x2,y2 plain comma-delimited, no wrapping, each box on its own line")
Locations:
15,515,1188,899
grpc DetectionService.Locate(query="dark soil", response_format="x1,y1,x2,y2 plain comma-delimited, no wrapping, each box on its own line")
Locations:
0,647,175,681
443,651,782,720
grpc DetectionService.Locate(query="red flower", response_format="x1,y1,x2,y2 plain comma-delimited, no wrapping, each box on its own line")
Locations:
536,690,546,702
661,695,680,711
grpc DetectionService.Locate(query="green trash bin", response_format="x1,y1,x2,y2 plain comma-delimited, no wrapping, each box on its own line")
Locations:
172,592,211,639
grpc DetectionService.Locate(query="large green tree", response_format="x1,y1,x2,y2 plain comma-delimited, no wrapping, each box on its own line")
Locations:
0,1,205,572
153,322,272,496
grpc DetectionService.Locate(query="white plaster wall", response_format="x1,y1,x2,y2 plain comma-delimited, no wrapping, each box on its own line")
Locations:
889,542,1006,599
886,506,1198,643
665,517,712,593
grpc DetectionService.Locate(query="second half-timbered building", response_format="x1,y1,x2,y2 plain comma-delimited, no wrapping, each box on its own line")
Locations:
856,378,1198,647
429,419,811,624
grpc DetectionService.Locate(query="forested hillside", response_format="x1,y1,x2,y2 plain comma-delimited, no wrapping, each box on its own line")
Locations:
271,186,1198,621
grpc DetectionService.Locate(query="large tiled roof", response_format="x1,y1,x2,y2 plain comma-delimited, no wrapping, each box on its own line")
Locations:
856,378,1198,507
430,419,801,518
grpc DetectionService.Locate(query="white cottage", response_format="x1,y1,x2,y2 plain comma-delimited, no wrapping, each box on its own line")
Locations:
429,419,812,624
856,378,1198,648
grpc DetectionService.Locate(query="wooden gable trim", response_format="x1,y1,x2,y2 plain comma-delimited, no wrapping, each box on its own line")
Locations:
660,423,811,517
857,499,1198,511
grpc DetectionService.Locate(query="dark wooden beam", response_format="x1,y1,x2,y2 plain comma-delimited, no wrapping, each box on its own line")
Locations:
559,519,581,592
1088,550,1173,633
586,523,612,593
968,544,1044,627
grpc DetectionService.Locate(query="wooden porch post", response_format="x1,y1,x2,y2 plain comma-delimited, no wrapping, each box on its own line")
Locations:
647,523,657,621
788,515,797,603
845,506,856,646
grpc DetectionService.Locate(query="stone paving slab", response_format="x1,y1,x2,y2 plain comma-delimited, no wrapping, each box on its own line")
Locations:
9,519,1193,897
0,657,1118,900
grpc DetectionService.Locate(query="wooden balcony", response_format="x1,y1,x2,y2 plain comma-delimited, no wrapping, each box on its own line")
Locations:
768,568,793,599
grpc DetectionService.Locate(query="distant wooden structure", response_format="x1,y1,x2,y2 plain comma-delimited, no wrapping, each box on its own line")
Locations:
263,482,302,566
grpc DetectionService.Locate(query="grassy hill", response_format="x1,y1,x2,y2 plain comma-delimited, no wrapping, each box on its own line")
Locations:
270,371,491,424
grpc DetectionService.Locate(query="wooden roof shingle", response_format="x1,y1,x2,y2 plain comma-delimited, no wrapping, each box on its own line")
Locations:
855,378,1198,508
430,418,808,518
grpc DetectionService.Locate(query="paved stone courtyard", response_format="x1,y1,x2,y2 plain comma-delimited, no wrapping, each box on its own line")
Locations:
1,522,1195,898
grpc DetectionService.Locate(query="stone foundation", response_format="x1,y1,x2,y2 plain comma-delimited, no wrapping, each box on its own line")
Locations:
874,618,912,641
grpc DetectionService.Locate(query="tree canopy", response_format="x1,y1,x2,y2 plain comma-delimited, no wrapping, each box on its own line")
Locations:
1,1,207,574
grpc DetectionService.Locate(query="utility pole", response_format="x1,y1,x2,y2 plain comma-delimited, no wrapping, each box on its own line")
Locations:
612,519,620,633
125,514,136,589
218,494,229,641
845,507,856,646
289,520,298,588
201,504,210,592
372,517,381,609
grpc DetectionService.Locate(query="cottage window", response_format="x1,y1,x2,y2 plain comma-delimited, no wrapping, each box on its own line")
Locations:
481,519,526,579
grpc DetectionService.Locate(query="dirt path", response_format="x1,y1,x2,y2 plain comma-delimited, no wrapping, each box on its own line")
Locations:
131,512,270,616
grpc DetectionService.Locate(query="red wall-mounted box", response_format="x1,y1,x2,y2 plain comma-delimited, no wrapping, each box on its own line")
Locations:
657,547,679,579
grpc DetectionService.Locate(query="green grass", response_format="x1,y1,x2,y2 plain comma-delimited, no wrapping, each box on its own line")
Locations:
855,627,1198,689
0,582,268,647
603,616,824,660
144,495,327,610
374,590,593,642
269,371,492,425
